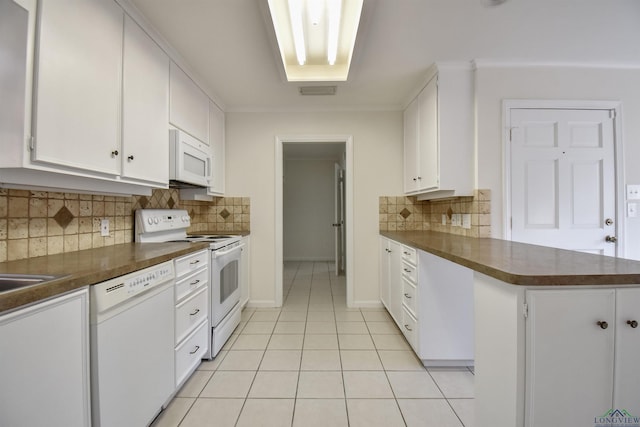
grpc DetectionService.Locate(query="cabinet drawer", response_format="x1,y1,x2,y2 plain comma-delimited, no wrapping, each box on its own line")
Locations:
402,246,417,265
175,250,208,278
175,319,208,387
402,278,418,317
402,307,418,351
176,268,208,303
176,287,208,343
402,260,417,284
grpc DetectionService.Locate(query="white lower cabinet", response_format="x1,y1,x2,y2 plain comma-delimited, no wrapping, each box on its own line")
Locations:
379,237,402,325
240,236,250,307
525,288,640,427
475,274,640,427
380,237,474,366
174,250,209,388
0,288,90,427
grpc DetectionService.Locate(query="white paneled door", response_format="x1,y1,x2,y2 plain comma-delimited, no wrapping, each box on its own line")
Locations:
510,108,617,255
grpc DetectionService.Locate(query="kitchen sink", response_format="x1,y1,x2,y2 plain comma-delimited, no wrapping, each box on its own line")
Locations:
0,274,61,293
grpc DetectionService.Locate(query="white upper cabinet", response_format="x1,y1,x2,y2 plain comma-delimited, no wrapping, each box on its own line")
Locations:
33,0,123,175
122,15,169,185
403,63,474,200
208,100,225,195
169,62,209,145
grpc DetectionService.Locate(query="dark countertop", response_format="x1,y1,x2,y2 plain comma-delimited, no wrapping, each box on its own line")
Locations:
188,231,251,237
0,242,210,313
381,231,640,286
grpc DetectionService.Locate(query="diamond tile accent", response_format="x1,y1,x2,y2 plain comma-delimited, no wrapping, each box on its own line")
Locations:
399,208,411,219
53,206,74,229
167,197,176,208
220,208,230,220
139,196,149,209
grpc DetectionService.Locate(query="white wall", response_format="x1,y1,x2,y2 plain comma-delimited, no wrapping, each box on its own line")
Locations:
225,111,403,306
474,65,640,259
283,158,335,261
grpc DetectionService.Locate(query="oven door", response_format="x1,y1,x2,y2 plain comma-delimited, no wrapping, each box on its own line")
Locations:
210,243,244,326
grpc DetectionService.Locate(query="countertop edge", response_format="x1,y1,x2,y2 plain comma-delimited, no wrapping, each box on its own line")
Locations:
381,230,640,287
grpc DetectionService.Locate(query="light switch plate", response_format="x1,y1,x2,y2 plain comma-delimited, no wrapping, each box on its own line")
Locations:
100,219,109,237
629,203,637,218
627,185,640,200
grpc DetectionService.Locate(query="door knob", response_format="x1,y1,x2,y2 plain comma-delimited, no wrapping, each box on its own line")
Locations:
627,320,638,328
605,235,618,243
597,321,609,329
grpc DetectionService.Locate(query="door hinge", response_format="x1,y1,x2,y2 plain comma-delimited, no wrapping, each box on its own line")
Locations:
28,136,35,151
523,303,528,318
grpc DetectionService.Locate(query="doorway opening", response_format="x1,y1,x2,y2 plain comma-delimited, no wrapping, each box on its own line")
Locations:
275,136,354,308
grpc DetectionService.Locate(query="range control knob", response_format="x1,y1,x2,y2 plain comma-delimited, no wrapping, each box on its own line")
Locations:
154,217,160,224
147,217,153,225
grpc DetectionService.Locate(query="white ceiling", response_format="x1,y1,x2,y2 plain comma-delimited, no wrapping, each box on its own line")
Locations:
129,0,640,112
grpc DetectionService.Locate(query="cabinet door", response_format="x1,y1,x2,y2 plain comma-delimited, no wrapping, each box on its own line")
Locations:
525,289,615,427
417,77,438,191
614,288,640,413
403,97,419,193
379,238,390,309
33,0,123,175
122,15,169,185
0,289,90,427
388,239,403,326
208,100,225,195
169,62,209,144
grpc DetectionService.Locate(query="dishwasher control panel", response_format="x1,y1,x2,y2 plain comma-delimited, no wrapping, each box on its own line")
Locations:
91,261,175,316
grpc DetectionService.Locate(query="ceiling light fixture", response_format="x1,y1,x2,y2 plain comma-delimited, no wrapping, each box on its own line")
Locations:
268,0,363,82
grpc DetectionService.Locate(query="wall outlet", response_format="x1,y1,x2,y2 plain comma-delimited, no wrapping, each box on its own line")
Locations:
100,219,109,237
442,214,447,225
627,185,640,200
462,214,471,229
629,203,638,218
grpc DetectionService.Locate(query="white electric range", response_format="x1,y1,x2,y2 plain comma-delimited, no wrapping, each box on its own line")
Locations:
135,209,243,358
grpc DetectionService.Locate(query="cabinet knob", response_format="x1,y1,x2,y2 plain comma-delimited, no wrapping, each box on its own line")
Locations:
404,324,413,332
627,320,638,328
417,176,422,180
605,235,618,243
404,293,412,299
597,321,609,330
127,155,134,161
111,150,119,157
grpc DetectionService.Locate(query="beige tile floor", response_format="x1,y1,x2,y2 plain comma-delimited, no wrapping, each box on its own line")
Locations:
152,262,475,427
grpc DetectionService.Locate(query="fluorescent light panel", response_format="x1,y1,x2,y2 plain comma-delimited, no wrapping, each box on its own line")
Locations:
268,0,363,82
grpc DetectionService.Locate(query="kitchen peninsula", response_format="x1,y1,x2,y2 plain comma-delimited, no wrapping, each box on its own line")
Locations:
382,230,640,427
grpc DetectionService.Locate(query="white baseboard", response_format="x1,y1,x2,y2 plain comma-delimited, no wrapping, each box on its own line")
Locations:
246,300,279,308
284,257,333,262
351,300,384,309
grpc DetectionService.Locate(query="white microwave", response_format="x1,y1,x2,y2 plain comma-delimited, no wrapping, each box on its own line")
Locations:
169,129,211,188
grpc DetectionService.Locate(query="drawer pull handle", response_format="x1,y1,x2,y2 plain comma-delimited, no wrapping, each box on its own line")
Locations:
404,324,413,332
190,260,200,265
189,345,200,355
190,309,200,316
404,251,410,255
628,320,638,328
597,321,608,330
404,293,412,299
404,268,412,273
190,279,201,286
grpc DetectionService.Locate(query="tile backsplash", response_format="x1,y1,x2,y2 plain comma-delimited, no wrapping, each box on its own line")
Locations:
379,189,491,238
0,188,250,262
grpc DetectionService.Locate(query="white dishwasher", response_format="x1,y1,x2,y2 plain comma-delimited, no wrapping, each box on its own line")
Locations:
90,261,175,427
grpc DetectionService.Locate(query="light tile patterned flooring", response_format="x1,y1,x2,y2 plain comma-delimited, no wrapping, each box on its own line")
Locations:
152,262,475,427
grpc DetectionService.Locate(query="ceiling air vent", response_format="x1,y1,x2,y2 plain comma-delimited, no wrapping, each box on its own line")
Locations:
299,86,337,96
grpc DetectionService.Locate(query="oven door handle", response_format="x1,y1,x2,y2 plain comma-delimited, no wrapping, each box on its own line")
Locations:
212,243,245,258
